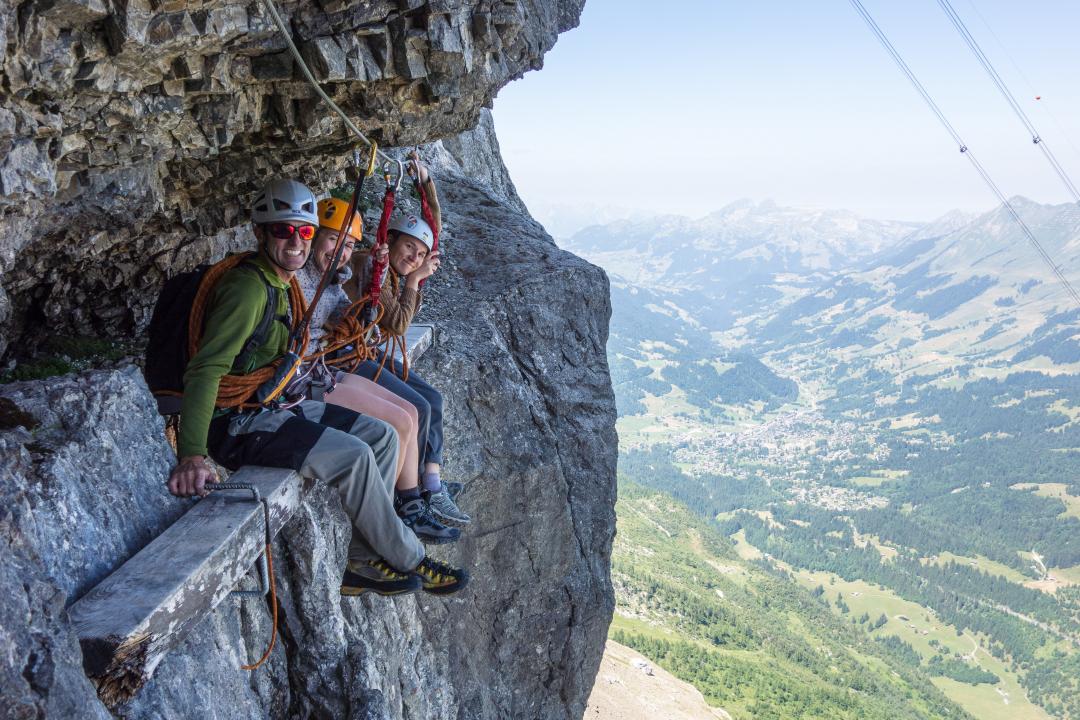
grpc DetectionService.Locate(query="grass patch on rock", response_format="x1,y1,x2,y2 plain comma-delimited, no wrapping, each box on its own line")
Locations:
1,336,134,384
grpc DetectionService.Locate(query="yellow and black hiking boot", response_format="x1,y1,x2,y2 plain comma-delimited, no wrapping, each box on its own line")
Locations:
341,560,422,597
412,557,470,596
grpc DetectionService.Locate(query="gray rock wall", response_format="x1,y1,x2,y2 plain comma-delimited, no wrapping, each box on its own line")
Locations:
0,0,584,360
0,169,617,716
0,3,617,717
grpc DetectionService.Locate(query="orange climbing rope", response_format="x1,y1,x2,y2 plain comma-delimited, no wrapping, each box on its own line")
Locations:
241,543,278,671
184,252,310,409
366,279,411,383
304,293,381,369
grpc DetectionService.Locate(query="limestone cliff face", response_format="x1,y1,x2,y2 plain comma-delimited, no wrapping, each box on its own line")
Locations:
0,2,617,718
0,0,583,359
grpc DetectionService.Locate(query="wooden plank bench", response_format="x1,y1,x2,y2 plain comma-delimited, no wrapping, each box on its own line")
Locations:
399,323,434,364
68,325,433,706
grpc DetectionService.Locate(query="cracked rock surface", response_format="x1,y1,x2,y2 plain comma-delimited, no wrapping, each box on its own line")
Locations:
0,2,616,715
0,0,584,360
0,160,617,715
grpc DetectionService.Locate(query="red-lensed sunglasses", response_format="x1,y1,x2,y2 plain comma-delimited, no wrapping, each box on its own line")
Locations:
264,222,316,241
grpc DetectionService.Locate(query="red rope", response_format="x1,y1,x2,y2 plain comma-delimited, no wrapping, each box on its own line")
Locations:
415,179,439,290
366,188,396,309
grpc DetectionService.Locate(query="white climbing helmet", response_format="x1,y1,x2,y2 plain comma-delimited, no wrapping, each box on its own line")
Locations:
251,179,318,226
388,213,434,250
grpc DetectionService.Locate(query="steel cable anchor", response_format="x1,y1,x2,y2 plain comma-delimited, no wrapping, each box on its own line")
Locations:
204,482,271,597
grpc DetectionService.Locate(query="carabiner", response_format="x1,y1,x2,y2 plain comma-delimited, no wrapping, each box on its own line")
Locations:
406,147,423,184
365,142,378,177
382,159,404,193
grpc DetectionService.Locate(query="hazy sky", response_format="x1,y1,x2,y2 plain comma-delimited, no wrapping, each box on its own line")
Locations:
492,0,1080,234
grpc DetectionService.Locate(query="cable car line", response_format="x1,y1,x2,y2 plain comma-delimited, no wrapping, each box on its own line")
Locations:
935,0,1080,202
846,0,1080,311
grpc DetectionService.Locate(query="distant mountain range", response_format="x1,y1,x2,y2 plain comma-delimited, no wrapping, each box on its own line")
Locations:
582,197,1080,720
736,197,1080,393
565,199,921,331
569,197,1080,401
567,198,923,276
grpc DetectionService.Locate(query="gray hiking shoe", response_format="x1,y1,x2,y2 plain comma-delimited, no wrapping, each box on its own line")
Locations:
396,496,460,544
446,481,464,501
427,487,471,525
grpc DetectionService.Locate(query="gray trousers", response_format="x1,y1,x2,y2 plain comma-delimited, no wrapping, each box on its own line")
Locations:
207,400,424,571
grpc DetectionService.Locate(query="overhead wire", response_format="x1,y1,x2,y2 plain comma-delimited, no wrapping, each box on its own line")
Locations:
935,0,1080,203
846,0,1080,311
960,0,1080,164
260,0,430,230
259,0,395,167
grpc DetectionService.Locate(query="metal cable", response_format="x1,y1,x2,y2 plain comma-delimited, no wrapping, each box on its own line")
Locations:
260,0,395,167
936,0,1080,202
847,0,1080,310
961,0,1080,164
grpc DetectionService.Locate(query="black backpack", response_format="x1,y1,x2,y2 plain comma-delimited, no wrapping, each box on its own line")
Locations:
145,255,283,415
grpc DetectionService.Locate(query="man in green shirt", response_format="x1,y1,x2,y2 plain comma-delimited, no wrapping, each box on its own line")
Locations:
166,178,467,596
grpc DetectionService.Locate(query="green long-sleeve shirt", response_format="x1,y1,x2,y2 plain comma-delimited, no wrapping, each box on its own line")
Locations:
177,253,291,458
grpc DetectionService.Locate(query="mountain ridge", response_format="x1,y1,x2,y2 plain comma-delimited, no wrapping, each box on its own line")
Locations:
589,195,1080,719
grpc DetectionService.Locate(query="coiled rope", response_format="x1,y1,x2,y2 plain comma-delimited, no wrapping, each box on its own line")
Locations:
185,253,310,409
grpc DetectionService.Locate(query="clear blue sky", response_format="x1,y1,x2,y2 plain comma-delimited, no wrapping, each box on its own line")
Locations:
492,0,1080,232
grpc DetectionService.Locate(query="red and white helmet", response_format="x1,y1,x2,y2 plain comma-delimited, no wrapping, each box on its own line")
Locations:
388,213,434,250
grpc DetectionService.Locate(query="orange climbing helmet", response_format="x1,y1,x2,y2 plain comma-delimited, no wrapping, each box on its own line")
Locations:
317,197,363,242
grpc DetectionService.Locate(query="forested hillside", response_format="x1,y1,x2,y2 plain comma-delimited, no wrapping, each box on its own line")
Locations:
612,484,975,719
580,198,1080,719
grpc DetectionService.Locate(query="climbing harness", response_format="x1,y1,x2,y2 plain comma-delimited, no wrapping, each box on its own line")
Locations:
204,481,278,671
847,0,1080,311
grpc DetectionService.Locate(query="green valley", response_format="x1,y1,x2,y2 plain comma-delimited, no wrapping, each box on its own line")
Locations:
575,197,1080,718
612,484,976,719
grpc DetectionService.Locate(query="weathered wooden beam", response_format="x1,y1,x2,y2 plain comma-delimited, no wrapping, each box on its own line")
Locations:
67,326,435,706
68,467,308,707
402,324,433,364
